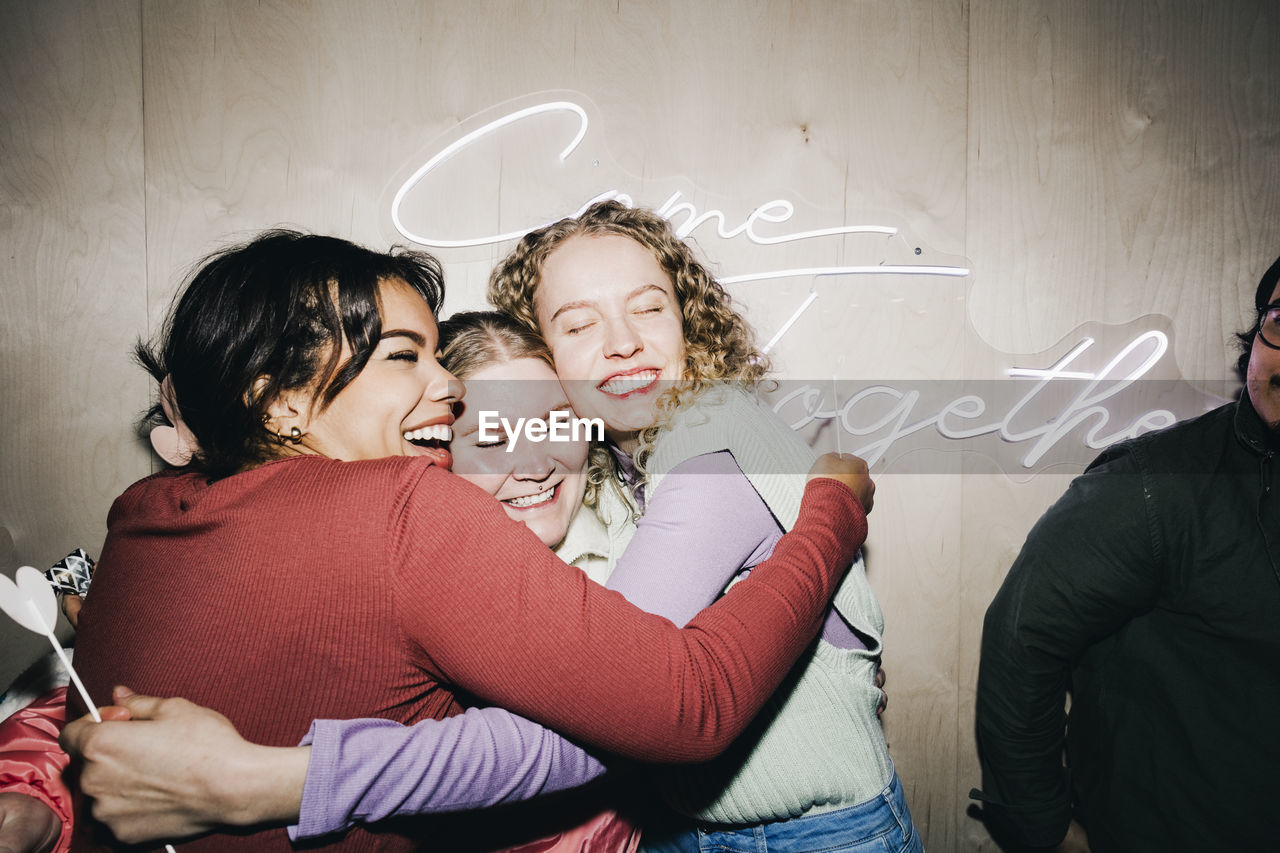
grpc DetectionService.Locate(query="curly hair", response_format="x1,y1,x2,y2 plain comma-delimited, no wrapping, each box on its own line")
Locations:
488,200,769,507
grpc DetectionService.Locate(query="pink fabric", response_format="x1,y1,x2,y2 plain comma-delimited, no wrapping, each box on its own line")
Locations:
502,810,641,853
0,686,72,853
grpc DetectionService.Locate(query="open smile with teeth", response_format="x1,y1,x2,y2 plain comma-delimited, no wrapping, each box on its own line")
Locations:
403,424,452,445
598,370,660,397
504,483,559,509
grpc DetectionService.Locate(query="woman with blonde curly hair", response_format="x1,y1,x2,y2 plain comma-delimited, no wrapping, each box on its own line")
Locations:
488,200,768,511
476,199,921,853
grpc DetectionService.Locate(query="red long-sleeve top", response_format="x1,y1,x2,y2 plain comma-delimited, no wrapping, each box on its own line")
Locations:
69,455,864,852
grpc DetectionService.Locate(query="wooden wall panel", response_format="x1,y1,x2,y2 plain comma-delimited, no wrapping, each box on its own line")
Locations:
968,0,1280,374
137,0,969,303
0,0,146,691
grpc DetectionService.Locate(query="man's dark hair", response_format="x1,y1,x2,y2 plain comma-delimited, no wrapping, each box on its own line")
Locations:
1234,254,1280,383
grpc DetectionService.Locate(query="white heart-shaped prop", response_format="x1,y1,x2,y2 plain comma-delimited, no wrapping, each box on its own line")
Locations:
2,564,180,851
0,565,57,634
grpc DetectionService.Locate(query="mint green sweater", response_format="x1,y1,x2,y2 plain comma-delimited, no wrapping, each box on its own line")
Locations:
595,386,894,823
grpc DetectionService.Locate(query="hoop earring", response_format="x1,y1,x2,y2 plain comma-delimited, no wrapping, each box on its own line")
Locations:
277,426,304,445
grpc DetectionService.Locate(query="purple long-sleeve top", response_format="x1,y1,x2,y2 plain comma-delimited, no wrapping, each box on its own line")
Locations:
291,450,859,839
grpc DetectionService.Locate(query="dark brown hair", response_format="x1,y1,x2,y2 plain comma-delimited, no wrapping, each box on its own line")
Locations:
137,230,445,479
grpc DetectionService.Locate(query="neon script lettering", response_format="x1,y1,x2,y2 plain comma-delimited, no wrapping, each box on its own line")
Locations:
389,100,968,282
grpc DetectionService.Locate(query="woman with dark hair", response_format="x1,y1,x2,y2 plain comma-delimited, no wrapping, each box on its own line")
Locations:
1,311,619,853
60,229,872,853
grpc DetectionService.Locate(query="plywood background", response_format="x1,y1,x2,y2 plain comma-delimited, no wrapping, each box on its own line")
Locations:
2,2,1278,850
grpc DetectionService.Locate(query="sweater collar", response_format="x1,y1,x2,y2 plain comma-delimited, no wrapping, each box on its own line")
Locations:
1234,391,1279,456
552,507,612,580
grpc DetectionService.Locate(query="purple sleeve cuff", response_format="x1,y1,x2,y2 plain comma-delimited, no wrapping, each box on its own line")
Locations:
288,709,608,840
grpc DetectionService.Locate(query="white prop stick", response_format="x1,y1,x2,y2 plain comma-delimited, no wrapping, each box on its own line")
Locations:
3,568,99,723
1,566,178,853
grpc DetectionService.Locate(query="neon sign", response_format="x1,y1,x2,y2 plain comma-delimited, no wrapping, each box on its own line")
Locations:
388,99,968,283
768,328,1211,471
386,96,1221,473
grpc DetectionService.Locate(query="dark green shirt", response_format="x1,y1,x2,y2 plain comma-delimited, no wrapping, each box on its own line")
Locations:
975,394,1280,852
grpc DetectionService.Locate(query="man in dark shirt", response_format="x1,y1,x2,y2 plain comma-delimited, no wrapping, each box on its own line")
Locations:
974,255,1280,853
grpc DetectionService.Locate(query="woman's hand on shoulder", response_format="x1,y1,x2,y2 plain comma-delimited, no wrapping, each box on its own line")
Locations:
806,452,874,514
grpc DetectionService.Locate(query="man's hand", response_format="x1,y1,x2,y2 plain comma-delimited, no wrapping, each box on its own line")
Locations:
0,792,60,853
807,452,875,513
59,687,308,844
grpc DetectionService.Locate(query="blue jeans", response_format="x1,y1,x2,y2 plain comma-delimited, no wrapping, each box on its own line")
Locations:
639,771,923,853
